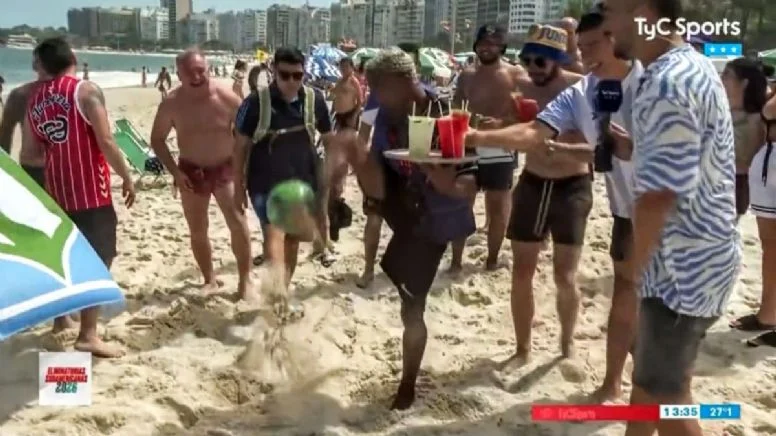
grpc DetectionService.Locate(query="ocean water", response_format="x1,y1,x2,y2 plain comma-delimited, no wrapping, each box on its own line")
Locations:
0,46,176,94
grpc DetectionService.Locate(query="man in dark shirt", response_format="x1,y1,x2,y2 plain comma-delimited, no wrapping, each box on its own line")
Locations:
233,47,332,287
343,48,477,410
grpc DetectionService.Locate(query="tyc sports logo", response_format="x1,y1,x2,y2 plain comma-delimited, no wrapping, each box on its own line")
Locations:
635,18,741,42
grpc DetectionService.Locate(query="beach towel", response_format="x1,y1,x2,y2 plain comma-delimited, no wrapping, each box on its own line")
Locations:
0,150,124,340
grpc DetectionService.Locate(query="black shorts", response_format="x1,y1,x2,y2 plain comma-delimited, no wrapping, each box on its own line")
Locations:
632,298,718,396
477,160,516,191
380,232,446,302
735,174,749,216
507,171,593,245
22,164,45,189
67,205,118,267
610,216,633,262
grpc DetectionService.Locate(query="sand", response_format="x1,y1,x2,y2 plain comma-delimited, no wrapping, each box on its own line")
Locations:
1,79,775,436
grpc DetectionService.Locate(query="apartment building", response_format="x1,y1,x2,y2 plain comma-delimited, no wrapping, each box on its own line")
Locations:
187,10,219,45
67,7,140,39
509,0,566,34
394,0,425,44
139,7,170,41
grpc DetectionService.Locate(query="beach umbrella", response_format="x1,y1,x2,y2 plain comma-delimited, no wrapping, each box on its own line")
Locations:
305,56,340,81
419,51,451,78
0,151,125,340
760,49,776,67
349,47,380,66
420,47,455,67
311,44,346,63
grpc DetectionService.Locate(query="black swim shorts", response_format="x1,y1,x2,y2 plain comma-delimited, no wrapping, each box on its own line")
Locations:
380,232,446,302
67,205,118,268
507,171,593,245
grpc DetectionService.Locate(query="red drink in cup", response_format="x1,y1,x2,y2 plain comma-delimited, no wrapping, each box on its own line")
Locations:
450,110,470,157
437,116,456,158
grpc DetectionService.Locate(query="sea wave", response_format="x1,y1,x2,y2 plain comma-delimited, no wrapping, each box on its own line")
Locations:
2,70,177,97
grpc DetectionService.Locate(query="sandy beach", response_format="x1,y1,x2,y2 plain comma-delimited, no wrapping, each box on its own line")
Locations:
1,80,775,436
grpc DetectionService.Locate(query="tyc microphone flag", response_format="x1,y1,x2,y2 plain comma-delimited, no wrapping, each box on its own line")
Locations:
0,150,124,340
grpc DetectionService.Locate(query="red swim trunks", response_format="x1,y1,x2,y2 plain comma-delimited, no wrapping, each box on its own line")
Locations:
178,158,233,195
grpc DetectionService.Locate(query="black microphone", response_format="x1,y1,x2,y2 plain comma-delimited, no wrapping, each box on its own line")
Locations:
593,80,623,173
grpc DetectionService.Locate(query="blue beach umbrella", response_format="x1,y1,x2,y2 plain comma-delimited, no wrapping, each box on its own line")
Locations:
311,44,346,63
305,56,341,82
0,151,125,340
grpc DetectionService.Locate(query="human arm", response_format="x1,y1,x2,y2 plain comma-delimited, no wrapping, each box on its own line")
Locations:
77,82,131,181
422,163,478,199
452,70,468,108
0,88,24,153
630,97,701,276
148,98,182,179
232,95,260,209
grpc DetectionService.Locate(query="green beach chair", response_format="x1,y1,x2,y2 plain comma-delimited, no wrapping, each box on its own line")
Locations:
113,118,165,182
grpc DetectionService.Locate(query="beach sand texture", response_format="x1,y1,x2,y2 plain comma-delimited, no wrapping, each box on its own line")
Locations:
1,82,775,436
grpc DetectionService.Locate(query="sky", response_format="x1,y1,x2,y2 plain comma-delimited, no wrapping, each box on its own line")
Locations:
0,0,332,28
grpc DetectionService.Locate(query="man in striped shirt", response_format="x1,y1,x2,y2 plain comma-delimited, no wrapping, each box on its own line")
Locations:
25,38,135,358
603,1,739,435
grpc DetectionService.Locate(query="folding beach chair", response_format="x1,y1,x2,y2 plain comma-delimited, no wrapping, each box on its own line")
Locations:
113,118,165,183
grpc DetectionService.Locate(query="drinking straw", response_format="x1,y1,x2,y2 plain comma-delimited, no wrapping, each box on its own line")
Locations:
436,99,443,117
412,101,416,116
426,101,432,117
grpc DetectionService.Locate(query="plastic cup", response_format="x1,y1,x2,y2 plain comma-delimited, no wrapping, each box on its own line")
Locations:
450,110,470,158
437,116,457,158
408,116,436,158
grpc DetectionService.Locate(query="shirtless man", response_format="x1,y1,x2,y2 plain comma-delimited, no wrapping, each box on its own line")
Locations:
325,57,363,241
150,48,253,300
155,67,172,99
452,24,522,273
466,24,590,364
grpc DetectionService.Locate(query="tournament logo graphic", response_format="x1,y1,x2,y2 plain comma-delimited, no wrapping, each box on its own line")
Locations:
36,114,69,144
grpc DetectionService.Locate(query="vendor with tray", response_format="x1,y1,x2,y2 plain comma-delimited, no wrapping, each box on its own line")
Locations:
341,47,477,410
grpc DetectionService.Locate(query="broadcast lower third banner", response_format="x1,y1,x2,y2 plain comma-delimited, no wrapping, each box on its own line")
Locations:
531,404,742,421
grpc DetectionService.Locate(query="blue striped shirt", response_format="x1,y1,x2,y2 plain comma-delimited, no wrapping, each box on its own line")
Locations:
633,45,740,318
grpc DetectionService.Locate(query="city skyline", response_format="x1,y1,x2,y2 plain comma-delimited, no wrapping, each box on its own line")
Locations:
0,0,332,28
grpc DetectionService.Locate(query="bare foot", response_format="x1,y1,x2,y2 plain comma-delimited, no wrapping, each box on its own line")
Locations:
74,337,125,358
561,339,575,358
52,316,77,334
485,256,498,271
390,382,416,410
237,277,255,301
590,382,622,404
202,279,224,294
498,348,531,373
447,263,463,277
356,270,374,289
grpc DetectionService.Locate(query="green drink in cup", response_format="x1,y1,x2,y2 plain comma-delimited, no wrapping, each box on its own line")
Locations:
408,115,436,158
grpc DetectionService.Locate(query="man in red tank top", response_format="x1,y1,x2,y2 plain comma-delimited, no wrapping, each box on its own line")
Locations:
25,37,136,358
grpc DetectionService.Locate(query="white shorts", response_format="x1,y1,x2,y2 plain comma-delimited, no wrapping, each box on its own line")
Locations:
749,144,776,218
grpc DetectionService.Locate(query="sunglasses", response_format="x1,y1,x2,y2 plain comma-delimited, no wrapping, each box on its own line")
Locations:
520,56,547,68
278,70,304,81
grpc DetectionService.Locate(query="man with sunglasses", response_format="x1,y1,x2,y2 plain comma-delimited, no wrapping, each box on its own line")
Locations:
602,1,738,435
234,47,333,290
451,24,525,274
466,24,591,367
486,11,643,403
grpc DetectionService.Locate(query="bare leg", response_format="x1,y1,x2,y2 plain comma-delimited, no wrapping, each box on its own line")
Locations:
484,190,511,270
213,183,253,300
357,213,382,288
391,298,428,410
593,260,638,402
449,195,476,274
74,307,124,358
180,189,218,292
284,236,301,286
756,218,776,324
625,384,703,436
510,241,543,364
52,315,76,333
553,244,583,358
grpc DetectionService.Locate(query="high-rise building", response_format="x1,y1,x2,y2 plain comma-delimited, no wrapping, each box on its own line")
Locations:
187,10,219,45
266,5,293,49
394,0,424,44
423,0,450,42
476,0,510,28
139,7,170,41
67,7,140,39
162,0,192,43
509,0,566,34
335,0,395,48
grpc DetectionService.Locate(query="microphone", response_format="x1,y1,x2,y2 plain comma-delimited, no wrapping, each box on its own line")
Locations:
593,80,623,173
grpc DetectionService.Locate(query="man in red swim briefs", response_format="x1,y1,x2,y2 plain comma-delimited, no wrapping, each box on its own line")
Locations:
150,47,253,300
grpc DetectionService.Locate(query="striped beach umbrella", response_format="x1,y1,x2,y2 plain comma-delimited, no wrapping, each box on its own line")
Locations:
0,151,124,340
305,56,340,81
311,44,346,63
349,47,380,67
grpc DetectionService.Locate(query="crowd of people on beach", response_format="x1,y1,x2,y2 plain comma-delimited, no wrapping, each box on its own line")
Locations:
3,0,776,434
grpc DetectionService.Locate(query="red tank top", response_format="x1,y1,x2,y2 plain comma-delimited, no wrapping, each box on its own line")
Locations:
27,75,112,212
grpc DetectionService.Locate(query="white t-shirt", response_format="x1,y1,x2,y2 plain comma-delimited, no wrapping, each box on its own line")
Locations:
536,61,644,219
